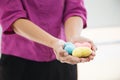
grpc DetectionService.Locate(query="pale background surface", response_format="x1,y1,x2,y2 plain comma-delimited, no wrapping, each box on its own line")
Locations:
78,0,120,80
85,0,120,27
0,0,120,80
78,27,120,80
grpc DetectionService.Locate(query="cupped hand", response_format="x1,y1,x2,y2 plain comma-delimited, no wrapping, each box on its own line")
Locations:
52,39,83,64
69,36,97,62
52,37,97,64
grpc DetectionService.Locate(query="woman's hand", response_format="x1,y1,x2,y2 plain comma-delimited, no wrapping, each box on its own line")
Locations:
70,36,97,62
52,40,83,64
52,36,97,64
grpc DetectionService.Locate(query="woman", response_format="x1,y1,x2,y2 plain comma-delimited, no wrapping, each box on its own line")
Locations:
0,0,96,80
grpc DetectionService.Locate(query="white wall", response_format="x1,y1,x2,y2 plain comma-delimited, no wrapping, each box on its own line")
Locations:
85,0,120,27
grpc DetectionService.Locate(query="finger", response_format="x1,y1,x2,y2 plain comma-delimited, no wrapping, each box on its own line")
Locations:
58,48,69,57
89,55,94,60
58,51,69,61
80,58,90,63
88,53,95,60
87,40,97,51
92,44,97,52
91,51,96,57
61,55,81,64
92,45,97,52
68,55,81,63
59,57,78,65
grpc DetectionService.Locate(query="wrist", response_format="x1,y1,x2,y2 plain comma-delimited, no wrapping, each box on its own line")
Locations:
51,39,65,49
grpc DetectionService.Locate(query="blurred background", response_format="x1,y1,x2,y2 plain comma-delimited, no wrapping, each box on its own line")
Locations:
0,0,120,80
78,0,120,80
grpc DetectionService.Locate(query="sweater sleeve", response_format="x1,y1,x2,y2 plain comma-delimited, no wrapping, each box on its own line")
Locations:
0,0,27,34
63,0,87,28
